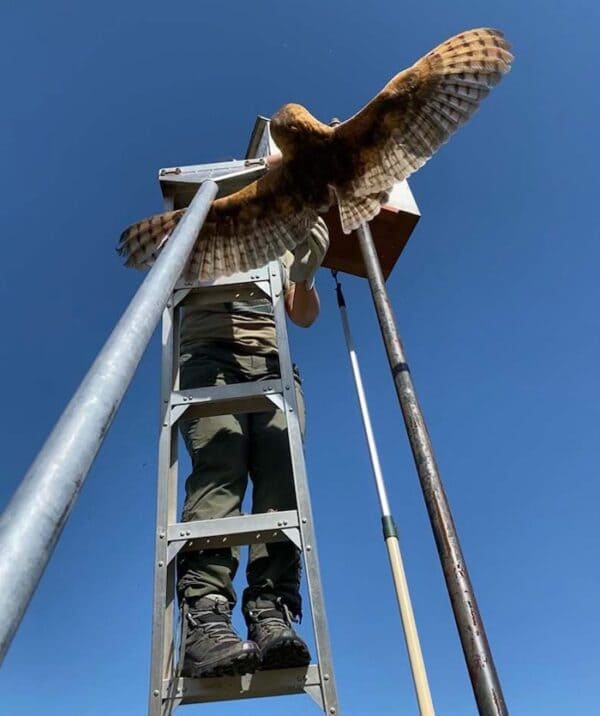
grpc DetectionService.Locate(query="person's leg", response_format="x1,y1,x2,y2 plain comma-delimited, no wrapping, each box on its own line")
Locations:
177,351,249,605
177,350,259,677
177,409,248,603
244,397,305,616
243,357,310,668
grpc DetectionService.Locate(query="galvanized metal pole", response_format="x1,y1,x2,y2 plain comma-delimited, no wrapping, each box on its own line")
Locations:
332,271,435,716
355,222,508,716
0,181,218,662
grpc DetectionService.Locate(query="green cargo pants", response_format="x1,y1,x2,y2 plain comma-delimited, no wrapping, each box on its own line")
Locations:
177,345,305,617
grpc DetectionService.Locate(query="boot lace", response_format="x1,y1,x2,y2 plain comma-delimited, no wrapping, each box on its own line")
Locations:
187,600,240,645
249,598,297,636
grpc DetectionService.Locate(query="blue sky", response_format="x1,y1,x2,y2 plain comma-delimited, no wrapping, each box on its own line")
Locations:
1,1,599,714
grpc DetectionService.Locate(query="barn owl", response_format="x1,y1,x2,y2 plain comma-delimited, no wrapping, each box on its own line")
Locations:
118,28,512,280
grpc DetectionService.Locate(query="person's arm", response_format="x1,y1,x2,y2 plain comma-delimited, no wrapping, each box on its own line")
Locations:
284,216,329,327
285,282,320,327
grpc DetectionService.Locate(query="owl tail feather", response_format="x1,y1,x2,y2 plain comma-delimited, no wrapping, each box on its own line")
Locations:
336,189,390,234
117,209,186,268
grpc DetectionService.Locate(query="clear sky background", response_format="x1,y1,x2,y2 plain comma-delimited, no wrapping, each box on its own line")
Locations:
1,1,598,714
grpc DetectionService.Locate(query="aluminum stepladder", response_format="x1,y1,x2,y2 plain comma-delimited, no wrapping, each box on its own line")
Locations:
149,260,339,715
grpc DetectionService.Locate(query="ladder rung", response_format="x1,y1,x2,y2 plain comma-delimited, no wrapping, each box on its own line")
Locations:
174,263,271,291
174,282,271,309
173,266,273,308
168,510,299,546
171,380,283,419
163,665,321,704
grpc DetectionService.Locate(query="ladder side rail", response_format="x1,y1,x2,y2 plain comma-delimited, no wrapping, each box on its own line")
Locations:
269,261,340,714
0,180,218,664
149,301,182,716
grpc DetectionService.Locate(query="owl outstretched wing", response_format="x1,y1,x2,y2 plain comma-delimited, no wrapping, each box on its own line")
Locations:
118,167,319,280
332,28,513,232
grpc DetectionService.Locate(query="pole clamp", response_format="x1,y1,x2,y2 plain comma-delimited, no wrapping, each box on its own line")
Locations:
381,515,399,540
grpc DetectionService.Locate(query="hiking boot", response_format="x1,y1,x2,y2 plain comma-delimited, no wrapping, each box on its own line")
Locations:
245,597,310,670
181,595,261,678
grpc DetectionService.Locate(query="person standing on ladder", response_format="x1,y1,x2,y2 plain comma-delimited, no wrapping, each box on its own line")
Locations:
177,217,329,678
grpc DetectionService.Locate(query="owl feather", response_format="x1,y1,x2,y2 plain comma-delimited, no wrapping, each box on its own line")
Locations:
118,28,513,279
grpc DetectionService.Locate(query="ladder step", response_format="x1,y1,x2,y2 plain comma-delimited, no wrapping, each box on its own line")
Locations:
168,510,300,552
163,665,321,704
174,263,271,293
171,379,284,420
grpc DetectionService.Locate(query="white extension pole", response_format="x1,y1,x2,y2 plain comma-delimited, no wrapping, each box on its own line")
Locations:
332,271,435,716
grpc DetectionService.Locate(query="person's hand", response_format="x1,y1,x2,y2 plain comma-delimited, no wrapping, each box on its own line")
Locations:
265,152,283,169
289,217,330,289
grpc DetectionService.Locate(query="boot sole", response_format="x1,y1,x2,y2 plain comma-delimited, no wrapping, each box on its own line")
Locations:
260,637,311,671
183,647,261,678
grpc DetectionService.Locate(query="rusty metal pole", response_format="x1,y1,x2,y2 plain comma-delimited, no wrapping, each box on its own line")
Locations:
355,222,508,716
